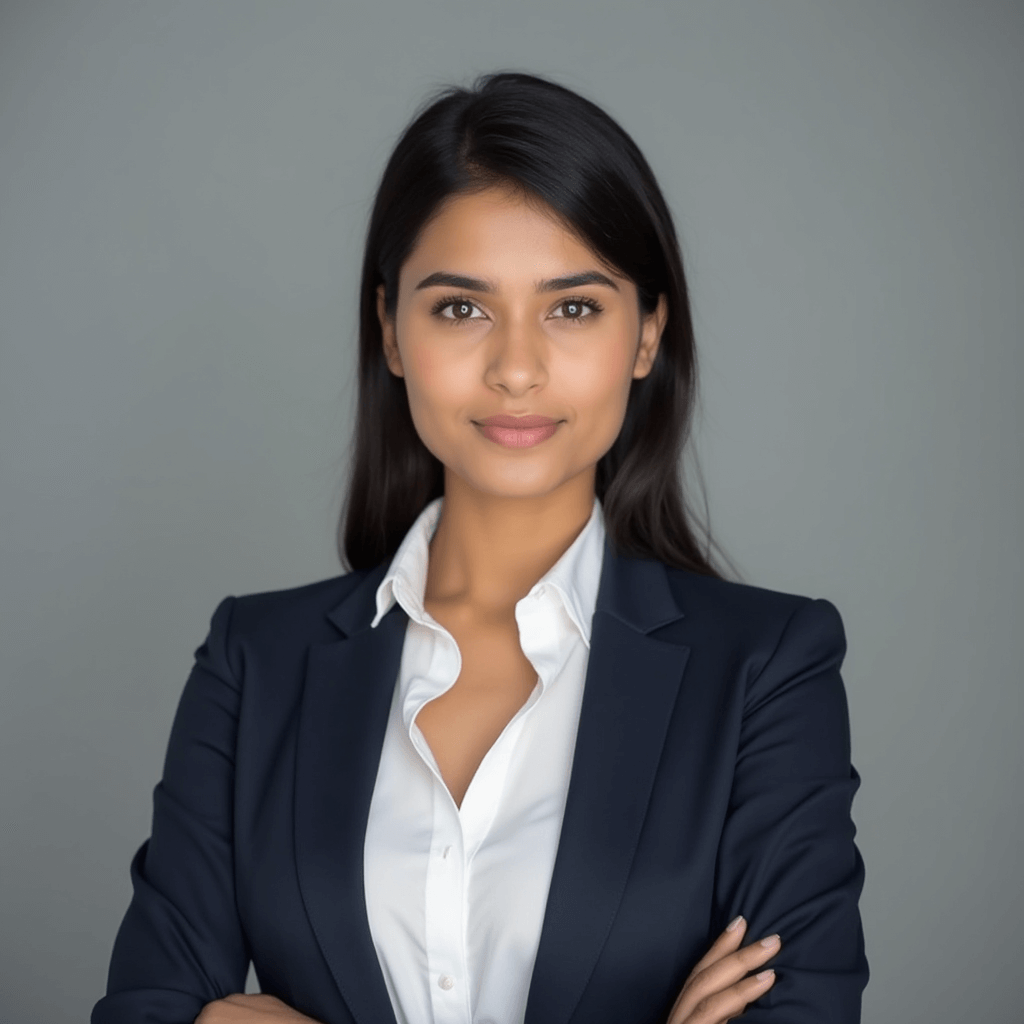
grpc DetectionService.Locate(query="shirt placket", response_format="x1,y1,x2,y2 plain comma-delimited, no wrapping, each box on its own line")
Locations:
406,591,565,1024
406,623,470,1024
423,793,469,1024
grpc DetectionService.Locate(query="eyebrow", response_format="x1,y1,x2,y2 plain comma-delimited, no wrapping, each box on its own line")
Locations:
414,270,620,293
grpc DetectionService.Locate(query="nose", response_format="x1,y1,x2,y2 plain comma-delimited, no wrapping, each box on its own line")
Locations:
482,313,549,397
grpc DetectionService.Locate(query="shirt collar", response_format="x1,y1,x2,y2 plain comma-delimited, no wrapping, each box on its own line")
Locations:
370,495,605,648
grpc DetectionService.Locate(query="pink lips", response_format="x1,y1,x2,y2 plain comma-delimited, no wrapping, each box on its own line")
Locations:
475,414,561,449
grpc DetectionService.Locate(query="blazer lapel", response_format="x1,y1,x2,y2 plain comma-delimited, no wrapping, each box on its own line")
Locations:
294,561,405,1024
524,536,690,1024
293,537,690,1024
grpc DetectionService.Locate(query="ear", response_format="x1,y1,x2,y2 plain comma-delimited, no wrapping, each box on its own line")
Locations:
633,293,668,379
377,283,404,378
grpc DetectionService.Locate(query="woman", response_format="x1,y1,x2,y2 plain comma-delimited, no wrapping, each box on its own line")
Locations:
93,72,868,1024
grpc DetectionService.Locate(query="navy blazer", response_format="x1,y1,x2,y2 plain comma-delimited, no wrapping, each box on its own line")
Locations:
93,537,868,1024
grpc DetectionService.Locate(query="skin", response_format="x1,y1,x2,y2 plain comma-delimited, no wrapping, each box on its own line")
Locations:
198,186,781,1024
380,184,666,810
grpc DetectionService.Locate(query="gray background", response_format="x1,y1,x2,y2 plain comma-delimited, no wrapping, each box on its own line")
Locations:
1,2,1020,1021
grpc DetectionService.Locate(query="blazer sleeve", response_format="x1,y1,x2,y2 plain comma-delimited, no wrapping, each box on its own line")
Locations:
92,596,249,1024
715,597,869,1023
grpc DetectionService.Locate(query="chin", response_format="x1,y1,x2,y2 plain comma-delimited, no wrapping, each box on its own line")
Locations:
454,466,572,500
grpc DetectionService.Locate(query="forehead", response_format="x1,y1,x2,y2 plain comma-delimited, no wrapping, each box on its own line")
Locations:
401,187,625,285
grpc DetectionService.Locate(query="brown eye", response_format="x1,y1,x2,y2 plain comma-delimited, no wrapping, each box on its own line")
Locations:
432,296,486,323
552,297,601,322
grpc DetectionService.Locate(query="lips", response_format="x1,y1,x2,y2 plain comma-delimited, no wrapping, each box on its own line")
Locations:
477,414,559,428
473,414,562,449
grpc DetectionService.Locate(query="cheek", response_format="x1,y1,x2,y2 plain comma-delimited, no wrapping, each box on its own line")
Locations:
560,341,635,417
400,341,476,426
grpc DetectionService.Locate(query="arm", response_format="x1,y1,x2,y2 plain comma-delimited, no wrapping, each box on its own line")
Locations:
713,598,869,1022
92,597,250,1024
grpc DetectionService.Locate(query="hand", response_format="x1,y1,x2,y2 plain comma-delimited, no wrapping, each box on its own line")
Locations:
195,993,323,1023
665,916,781,1024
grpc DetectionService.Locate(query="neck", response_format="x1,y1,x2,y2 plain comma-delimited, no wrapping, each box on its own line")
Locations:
424,469,596,616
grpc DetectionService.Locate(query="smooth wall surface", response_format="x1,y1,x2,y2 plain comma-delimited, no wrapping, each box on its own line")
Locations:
1,2,1021,1021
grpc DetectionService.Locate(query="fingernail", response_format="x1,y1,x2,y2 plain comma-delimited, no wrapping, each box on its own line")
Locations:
756,969,775,981
727,915,744,932
760,934,780,948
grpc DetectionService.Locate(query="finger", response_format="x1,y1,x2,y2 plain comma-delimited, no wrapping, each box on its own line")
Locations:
693,929,781,988
687,915,748,977
674,933,782,1021
671,967,776,1024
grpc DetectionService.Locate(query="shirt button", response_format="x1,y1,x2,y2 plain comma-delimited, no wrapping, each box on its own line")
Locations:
438,974,455,990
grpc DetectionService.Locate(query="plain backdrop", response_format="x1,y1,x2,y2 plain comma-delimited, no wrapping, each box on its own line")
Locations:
1,2,1021,1022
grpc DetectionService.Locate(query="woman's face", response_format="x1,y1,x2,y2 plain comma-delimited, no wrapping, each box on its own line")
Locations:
377,186,667,502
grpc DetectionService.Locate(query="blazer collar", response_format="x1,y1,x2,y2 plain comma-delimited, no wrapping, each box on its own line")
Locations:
367,495,607,648
326,531,683,640
298,534,689,1024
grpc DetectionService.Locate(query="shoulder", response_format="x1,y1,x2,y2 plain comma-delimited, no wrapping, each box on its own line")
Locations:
202,568,376,674
229,569,369,632
658,565,847,681
662,565,842,626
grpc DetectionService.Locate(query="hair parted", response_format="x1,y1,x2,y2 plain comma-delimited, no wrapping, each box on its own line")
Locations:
339,70,731,579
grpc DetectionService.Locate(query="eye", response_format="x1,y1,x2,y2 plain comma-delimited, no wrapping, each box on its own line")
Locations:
431,294,487,324
550,296,603,322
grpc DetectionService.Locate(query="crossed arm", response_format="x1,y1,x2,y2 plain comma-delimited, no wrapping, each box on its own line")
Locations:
92,596,867,1024
194,914,785,1024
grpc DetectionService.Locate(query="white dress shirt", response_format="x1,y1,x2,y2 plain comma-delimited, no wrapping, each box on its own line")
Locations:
363,495,606,1024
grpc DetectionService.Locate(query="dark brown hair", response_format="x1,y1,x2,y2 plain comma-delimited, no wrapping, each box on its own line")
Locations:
339,71,731,579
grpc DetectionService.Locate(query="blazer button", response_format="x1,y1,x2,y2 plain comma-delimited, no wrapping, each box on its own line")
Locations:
438,974,455,990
